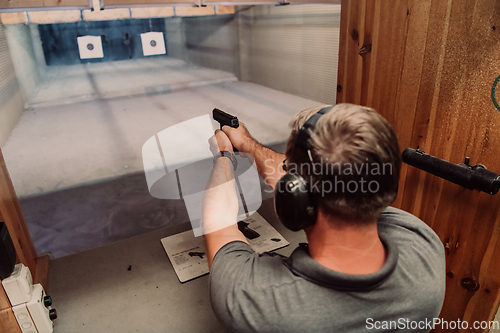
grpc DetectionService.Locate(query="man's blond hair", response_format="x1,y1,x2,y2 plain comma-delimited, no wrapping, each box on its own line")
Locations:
285,103,401,222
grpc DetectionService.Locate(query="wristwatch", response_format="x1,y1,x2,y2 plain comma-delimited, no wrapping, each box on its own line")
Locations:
213,151,238,170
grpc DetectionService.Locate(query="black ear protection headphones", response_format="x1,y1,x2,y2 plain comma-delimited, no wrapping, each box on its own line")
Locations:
274,106,334,231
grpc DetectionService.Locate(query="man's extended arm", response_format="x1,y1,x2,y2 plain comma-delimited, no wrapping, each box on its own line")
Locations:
203,130,248,270
222,123,286,189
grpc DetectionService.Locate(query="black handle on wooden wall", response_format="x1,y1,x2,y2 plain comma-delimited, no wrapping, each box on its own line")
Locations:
402,148,500,195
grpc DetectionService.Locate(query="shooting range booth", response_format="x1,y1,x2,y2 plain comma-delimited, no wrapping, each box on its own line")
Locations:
1,0,500,332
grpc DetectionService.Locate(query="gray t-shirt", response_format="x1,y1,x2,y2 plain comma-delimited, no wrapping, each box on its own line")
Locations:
209,207,446,333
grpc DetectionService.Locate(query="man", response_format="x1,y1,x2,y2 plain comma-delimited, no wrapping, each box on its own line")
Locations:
202,104,445,332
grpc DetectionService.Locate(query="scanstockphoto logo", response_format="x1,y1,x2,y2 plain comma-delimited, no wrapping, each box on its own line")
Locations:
141,114,262,236
267,158,394,196
366,318,500,331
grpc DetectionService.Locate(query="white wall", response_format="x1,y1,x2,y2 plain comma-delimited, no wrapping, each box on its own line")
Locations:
165,14,237,74
29,24,47,73
183,14,236,74
4,24,42,101
165,17,187,61
0,22,25,147
164,4,341,106
236,4,341,105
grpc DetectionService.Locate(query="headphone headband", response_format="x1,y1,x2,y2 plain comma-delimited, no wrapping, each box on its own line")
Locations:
295,106,333,150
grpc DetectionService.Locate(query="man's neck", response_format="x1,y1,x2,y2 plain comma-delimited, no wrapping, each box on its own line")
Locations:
304,209,386,275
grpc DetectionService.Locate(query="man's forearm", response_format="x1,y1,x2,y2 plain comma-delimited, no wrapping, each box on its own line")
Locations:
244,139,286,190
221,123,286,190
203,156,248,269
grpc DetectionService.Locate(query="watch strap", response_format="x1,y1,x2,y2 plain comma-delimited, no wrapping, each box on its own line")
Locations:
213,151,237,170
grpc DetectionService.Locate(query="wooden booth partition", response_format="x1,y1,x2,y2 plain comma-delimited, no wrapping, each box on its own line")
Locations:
337,0,500,331
0,148,50,333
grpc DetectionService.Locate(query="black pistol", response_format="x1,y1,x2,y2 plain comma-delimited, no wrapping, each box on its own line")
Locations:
213,108,239,152
213,108,239,129
237,221,260,240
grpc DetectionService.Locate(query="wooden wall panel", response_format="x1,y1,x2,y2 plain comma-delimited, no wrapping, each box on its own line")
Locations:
0,288,20,333
0,151,50,332
0,262,21,333
0,149,37,274
0,0,89,10
130,6,175,18
338,0,500,331
0,309,21,333
102,0,190,7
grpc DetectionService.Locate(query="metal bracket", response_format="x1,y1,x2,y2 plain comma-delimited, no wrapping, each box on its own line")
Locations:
458,156,487,171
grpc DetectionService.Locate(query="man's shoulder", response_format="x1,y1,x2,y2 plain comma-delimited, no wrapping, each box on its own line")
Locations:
211,240,296,288
379,207,442,246
380,206,426,225
378,206,445,292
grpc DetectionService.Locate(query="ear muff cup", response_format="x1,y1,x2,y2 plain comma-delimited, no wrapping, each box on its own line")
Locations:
274,173,317,231
274,105,332,231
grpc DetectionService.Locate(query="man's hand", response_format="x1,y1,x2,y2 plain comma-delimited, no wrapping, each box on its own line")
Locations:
222,122,255,154
215,129,233,152
223,121,286,190
209,129,234,156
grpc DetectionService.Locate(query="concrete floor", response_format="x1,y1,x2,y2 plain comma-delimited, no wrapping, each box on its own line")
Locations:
2,57,322,258
27,57,237,108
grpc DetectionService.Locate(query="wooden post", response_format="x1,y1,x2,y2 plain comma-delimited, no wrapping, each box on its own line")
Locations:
0,287,21,333
0,148,50,332
0,149,37,275
337,0,500,331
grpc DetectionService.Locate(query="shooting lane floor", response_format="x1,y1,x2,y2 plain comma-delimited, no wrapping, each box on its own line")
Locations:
1,57,321,259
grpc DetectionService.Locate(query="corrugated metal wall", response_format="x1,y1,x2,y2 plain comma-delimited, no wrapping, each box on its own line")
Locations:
165,15,237,74
5,24,41,100
165,17,186,60
183,14,236,74
0,21,24,147
236,4,341,105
